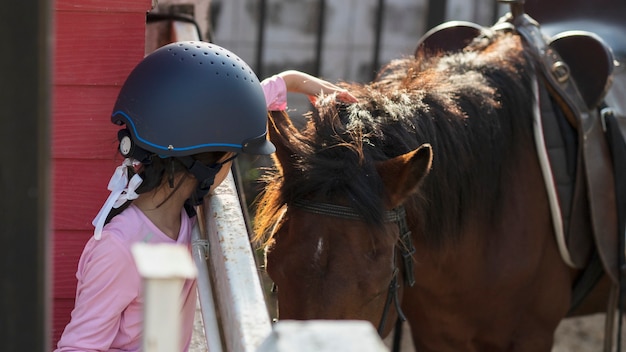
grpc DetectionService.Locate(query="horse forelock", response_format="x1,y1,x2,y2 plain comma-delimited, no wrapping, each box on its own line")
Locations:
254,32,536,247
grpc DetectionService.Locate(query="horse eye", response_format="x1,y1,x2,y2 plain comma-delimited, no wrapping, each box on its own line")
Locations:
365,249,378,260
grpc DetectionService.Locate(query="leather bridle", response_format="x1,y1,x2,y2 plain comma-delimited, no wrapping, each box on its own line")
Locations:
291,199,416,335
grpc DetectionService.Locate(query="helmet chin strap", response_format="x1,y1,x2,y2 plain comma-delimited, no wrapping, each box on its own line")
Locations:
178,154,238,206
179,156,221,206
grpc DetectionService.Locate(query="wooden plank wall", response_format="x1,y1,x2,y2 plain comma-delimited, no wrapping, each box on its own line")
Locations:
52,0,151,348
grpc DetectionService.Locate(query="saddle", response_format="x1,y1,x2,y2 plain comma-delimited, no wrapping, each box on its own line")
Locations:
415,0,626,301
525,0,626,57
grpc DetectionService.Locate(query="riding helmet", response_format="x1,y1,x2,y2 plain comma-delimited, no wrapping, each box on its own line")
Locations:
111,41,275,160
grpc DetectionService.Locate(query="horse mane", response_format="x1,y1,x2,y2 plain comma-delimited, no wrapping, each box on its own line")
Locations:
253,31,536,247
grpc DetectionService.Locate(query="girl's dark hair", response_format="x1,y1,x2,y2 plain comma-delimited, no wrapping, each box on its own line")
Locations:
105,151,227,224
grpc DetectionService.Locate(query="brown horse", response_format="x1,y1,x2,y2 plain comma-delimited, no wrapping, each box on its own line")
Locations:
252,28,614,350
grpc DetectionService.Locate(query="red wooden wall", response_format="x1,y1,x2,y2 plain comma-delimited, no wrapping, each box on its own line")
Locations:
52,0,151,348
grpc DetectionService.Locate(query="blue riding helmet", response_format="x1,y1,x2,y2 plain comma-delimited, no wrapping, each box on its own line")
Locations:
111,41,275,158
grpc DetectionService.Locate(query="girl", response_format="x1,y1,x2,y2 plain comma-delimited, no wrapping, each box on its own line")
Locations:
55,41,355,352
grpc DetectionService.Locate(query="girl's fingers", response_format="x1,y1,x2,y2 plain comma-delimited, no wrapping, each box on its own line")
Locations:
336,90,358,103
308,90,357,105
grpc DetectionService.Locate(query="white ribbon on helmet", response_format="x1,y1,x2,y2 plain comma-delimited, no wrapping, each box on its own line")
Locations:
92,158,143,240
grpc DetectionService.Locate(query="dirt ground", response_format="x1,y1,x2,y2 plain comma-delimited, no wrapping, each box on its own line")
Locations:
190,304,209,352
190,308,623,351
552,314,619,352
378,314,623,352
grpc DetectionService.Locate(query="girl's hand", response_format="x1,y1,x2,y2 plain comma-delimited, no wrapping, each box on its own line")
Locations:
278,70,358,104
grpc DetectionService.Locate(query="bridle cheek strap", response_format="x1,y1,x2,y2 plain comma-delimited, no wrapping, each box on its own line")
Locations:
377,207,414,335
395,207,416,287
377,267,408,335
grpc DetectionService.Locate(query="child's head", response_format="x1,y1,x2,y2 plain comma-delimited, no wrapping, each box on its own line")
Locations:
93,42,274,237
114,41,274,197
113,41,274,157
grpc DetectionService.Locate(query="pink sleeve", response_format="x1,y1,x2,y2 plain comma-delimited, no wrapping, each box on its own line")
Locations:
261,75,287,111
55,236,141,352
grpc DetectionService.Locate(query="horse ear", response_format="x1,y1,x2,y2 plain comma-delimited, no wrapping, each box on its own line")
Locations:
376,143,433,208
268,110,300,177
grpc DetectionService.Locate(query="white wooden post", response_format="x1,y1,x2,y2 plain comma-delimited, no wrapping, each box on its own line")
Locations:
256,320,389,352
132,243,197,352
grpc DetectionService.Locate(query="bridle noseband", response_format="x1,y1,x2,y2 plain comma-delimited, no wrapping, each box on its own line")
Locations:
292,199,416,335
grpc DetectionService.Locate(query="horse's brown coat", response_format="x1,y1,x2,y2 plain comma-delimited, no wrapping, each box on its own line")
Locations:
253,32,602,351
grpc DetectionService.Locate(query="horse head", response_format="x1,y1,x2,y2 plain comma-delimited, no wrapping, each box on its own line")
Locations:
255,101,432,335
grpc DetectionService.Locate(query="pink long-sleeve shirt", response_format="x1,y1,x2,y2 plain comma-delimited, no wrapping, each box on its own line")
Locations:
55,205,196,352
55,77,287,352
261,74,288,110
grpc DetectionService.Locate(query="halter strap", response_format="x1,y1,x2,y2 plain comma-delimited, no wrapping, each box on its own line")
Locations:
292,199,404,223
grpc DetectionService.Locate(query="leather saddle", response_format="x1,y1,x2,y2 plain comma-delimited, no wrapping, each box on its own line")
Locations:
414,2,626,291
525,0,626,57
